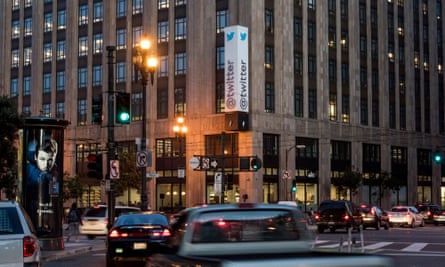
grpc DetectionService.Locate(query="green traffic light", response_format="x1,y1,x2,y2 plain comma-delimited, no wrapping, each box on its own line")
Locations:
434,154,442,163
119,112,130,122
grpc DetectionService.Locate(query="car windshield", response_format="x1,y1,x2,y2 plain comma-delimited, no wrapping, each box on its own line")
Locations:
392,207,408,212
0,207,24,235
190,209,301,243
114,214,168,227
84,207,106,217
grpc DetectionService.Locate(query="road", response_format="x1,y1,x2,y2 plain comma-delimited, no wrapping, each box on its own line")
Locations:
43,225,445,267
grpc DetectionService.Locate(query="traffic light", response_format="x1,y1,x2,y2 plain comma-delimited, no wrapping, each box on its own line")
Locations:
87,154,103,179
92,96,103,124
291,180,297,192
250,156,262,171
116,92,130,124
433,150,443,163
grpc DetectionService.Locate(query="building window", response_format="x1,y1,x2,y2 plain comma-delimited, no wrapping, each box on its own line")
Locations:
216,46,224,70
24,0,32,8
23,76,31,96
56,102,65,119
216,9,228,34
93,33,103,54
133,26,143,46
92,65,102,86
12,20,20,39
116,29,127,50
43,43,52,62
175,17,187,40
79,5,88,25
174,87,186,117
216,83,224,113
22,106,31,117
372,100,379,127
42,104,51,117
265,9,273,33
308,56,316,77
157,88,168,119
175,0,186,6
308,0,316,10
158,21,169,43
24,17,32,36
341,63,348,83
93,2,103,22
44,13,53,32
265,46,274,70
265,82,275,113
329,93,337,121
43,73,52,93
57,40,66,60
12,0,20,10
295,53,303,75
329,60,336,81
78,68,87,88
331,141,351,161
24,47,32,66
57,71,65,91
175,53,186,75
57,10,67,30
133,0,143,14
117,0,127,17
294,18,302,40
308,21,316,44
360,35,367,55
308,89,317,119
158,55,168,77
77,99,87,125
11,49,19,68
158,0,169,9
295,87,303,117
10,78,18,97
131,92,142,121
116,62,126,83
79,36,88,56
342,94,350,123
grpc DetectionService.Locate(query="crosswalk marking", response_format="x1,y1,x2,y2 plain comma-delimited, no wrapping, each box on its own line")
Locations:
401,242,428,252
364,242,394,250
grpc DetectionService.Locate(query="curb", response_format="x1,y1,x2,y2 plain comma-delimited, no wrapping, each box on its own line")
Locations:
41,245,102,262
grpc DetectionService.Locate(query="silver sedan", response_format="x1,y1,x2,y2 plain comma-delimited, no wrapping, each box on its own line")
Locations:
387,206,425,228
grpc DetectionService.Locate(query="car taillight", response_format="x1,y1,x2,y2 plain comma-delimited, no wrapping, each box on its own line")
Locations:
427,211,431,216
314,214,320,221
405,213,411,217
343,214,350,221
153,229,171,237
23,236,36,257
109,230,128,238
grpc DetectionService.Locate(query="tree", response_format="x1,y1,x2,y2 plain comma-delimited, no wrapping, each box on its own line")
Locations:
63,173,85,203
331,167,362,200
0,96,24,200
112,152,142,204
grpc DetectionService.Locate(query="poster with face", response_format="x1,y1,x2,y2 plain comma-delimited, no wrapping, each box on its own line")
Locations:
23,123,65,238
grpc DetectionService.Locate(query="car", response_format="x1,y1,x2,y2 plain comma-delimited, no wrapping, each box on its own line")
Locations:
387,206,424,228
414,203,441,224
314,200,363,233
79,205,140,239
358,204,389,230
432,209,445,225
106,212,171,267
0,200,41,267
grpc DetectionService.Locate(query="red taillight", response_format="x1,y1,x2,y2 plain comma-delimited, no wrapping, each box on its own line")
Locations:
23,236,36,257
153,229,171,237
427,211,431,216
109,229,128,238
343,214,350,221
405,213,412,218
314,214,320,221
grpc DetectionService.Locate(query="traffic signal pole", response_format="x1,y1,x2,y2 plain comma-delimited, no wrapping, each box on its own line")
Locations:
106,46,116,230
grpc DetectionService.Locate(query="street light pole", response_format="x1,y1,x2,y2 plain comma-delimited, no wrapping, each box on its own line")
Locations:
284,144,306,201
173,117,187,210
133,38,157,211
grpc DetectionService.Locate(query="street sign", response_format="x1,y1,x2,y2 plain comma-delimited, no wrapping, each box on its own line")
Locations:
136,151,148,167
282,170,290,180
201,157,210,170
210,158,218,169
189,156,200,169
110,160,120,179
214,172,222,194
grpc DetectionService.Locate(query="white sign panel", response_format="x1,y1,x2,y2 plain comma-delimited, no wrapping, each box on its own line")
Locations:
224,25,249,112
214,172,222,194
110,160,120,179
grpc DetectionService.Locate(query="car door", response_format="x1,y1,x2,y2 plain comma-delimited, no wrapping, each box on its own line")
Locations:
410,207,423,225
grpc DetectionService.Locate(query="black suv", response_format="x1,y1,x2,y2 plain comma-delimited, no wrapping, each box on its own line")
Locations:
315,200,363,233
415,203,441,224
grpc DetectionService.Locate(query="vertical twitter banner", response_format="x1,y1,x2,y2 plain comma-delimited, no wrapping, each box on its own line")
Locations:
224,25,249,113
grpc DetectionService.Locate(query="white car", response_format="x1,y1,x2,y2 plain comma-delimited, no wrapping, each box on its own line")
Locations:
0,201,41,267
388,206,425,228
79,205,140,239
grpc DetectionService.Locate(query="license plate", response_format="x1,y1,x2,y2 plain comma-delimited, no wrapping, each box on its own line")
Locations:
133,242,147,250
328,221,335,225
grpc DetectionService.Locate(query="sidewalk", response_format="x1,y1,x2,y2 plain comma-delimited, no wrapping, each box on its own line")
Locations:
41,235,106,262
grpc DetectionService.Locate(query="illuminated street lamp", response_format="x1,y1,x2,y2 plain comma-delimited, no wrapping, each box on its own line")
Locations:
132,38,157,211
173,117,187,210
284,144,306,201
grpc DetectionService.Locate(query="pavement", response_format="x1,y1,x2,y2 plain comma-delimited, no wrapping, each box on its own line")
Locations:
41,235,106,262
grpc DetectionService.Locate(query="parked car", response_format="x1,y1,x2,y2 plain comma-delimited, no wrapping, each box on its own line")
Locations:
387,206,424,228
106,212,171,267
414,203,441,224
314,200,363,233
0,200,41,267
432,209,445,225
79,205,140,239
358,204,389,230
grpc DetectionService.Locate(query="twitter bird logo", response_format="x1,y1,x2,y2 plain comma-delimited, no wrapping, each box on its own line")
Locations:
227,32,235,41
240,32,247,41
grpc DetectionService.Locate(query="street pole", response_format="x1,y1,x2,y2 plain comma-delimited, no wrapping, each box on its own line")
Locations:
106,46,116,229
140,77,148,211
173,117,187,210
221,132,225,204
285,144,306,201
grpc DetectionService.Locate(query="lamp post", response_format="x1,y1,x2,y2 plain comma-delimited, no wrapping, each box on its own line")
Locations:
284,144,306,201
133,38,157,211
173,117,187,210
